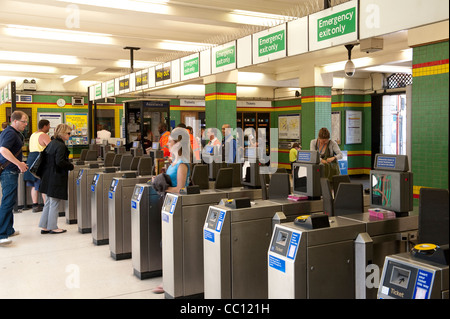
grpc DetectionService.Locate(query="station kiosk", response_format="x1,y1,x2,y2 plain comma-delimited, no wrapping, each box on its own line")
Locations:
377,187,449,299
161,166,262,299
108,157,153,260
90,154,139,245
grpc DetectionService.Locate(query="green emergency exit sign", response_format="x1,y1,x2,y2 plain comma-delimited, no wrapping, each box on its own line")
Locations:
258,30,285,57
317,7,356,41
184,57,199,76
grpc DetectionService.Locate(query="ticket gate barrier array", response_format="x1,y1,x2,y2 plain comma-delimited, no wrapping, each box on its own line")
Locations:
131,183,163,279
108,173,153,260
90,155,141,245
161,185,262,299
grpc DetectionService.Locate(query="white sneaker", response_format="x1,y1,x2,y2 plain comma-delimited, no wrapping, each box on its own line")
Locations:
0,238,12,246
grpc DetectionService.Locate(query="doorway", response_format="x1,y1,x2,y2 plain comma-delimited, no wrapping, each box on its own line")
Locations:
381,94,407,156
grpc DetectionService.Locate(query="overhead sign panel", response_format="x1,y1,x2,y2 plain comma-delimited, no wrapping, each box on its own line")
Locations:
181,53,200,81
212,41,236,74
309,0,358,51
360,0,449,39
155,62,171,86
287,16,308,56
253,24,287,64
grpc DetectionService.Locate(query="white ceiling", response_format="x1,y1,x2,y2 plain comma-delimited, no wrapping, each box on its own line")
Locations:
0,0,413,94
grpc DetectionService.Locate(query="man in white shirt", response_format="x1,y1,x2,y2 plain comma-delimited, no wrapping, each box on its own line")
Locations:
97,125,111,141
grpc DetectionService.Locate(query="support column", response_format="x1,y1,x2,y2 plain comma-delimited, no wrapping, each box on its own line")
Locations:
299,66,333,147
204,71,237,130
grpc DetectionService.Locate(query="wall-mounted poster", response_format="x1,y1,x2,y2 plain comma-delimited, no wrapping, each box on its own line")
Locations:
345,110,362,144
331,111,341,144
38,113,63,136
65,113,88,136
278,114,300,140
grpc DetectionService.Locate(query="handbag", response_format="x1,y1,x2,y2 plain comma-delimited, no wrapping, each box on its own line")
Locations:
29,148,47,179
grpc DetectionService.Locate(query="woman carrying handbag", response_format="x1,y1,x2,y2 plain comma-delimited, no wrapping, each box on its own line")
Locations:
38,124,74,234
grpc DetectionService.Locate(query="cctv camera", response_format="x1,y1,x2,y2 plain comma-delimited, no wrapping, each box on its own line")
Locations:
345,60,355,77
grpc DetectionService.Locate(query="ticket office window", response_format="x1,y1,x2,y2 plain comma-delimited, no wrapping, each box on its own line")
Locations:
237,111,270,146
96,109,115,137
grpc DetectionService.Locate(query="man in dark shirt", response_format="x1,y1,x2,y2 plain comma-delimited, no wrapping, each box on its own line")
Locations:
0,111,29,246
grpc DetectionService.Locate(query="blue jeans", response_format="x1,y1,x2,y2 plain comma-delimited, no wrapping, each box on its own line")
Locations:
0,170,19,239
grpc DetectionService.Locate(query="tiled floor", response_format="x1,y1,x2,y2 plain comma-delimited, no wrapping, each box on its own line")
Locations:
0,209,164,299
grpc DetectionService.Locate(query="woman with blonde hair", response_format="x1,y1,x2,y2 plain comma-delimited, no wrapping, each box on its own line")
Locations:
38,124,74,234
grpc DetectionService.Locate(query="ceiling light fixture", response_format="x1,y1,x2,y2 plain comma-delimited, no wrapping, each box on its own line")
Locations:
0,63,58,73
231,10,295,26
56,0,169,14
159,40,215,52
5,25,113,45
0,51,78,65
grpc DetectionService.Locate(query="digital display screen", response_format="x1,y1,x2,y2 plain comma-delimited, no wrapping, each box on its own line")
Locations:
371,173,392,208
152,142,159,149
293,165,307,194
132,141,139,148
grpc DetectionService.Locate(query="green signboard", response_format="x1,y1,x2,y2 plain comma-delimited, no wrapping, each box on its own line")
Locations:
317,7,356,41
258,30,285,57
184,57,199,76
216,46,235,68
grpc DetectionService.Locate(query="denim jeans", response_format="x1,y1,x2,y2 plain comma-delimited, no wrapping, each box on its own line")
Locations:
0,170,19,239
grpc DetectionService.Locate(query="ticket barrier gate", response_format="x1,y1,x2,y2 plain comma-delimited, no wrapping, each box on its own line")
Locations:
377,188,449,299
90,155,140,245
76,165,106,233
268,215,366,299
66,153,112,224
202,191,323,300
67,162,102,224
108,157,153,260
161,166,262,299
131,183,163,279
340,212,418,299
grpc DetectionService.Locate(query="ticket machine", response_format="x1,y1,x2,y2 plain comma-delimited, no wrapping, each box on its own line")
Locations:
108,157,153,260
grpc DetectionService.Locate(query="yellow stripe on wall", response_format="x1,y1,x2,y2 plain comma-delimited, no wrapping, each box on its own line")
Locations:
413,64,449,77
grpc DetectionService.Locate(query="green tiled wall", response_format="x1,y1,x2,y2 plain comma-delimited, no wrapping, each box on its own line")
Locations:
205,82,236,129
411,41,449,201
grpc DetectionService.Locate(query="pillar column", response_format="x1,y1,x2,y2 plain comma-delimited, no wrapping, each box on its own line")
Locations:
299,66,333,147
204,70,237,130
